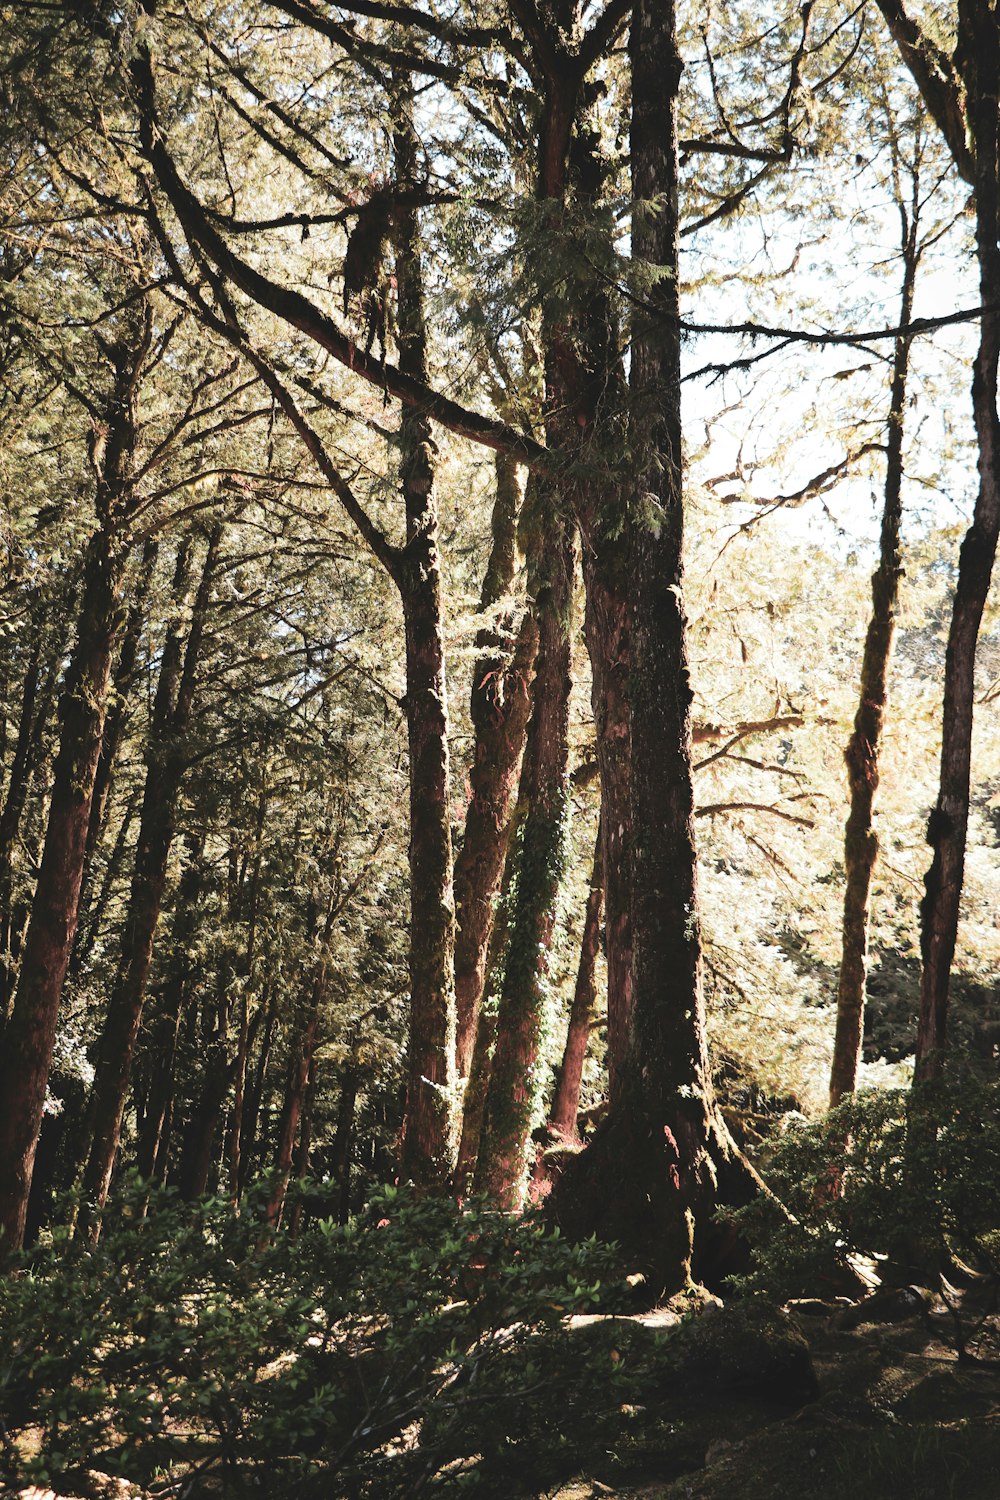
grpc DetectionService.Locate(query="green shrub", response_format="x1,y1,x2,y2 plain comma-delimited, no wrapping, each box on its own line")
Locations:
0,1178,625,1496
729,1079,1000,1336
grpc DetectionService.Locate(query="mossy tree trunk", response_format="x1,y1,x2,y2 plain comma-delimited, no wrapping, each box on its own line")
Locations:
474,499,575,1208
548,819,604,1140
392,82,458,1185
547,0,759,1297
454,455,538,1077
829,167,919,1106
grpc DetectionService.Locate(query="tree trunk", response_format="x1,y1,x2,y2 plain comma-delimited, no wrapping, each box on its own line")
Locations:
581,530,631,1098
454,454,537,1077
133,835,204,1187
264,990,320,1230
287,1052,317,1239
830,199,918,1106
79,525,219,1230
82,537,158,877
0,314,147,1251
0,636,47,1025
475,504,575,1208
549,819,604,1140
915,5,1000,1083
453,809,518,1194
331,1060,358,1223
236,983,278,1198
548,0,758,1297
392,85,457,1185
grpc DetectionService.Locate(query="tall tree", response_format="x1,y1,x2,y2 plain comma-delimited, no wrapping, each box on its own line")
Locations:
830,109,924,1106
874,0,1000,1082
78,522,221,1231
548,0,759,1295
0,298,150,1250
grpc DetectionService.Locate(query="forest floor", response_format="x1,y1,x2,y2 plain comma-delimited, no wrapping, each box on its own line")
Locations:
547,1285,1000,1500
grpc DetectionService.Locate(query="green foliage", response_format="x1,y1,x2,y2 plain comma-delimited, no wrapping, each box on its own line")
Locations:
729,1080,1000,1314
0,1178,625,1496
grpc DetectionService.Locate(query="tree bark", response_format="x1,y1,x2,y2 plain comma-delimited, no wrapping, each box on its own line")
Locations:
264,987,321,1230
133,833,204,1187
548,0,759,1297
549,819,604,1140
78,525,219,1230
0,312,148,1252
454,454,537,1077
914,0,1000,1083
453,806,518,1194
829,187,918,1106
392,84,458,1185
474,503,575,1209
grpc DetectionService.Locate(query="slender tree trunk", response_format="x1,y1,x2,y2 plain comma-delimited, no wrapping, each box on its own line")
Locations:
915,10,1000,1083
331,1060,358,1223
264,990,320,1229
830,207,918,1106
82,537,158,876
392,86,457,1185
287,1053,317,1239
236,983,278,1197
475,505,575,1208
581,534,631,1097
454,454,537,1076
0,316,148,1251
453,811,518,1193
133,836,204,1186
549,819,604,1140
0,637,47,1025
79,526,219,1229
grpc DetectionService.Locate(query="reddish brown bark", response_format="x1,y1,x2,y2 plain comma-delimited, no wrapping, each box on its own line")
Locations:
913,5,1000,1082
454,455,538,1077
264,990,321,1230
453,814,517,1194
474,505,575,1209
549,820,604,1140
133,835,205,1187
0,315,148,1252
830,189,918,1106
79,526,219,1229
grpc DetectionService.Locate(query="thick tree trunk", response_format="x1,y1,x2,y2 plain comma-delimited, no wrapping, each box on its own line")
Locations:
78,526,219,1229
474,506,575,1209
454,455,537,1077
548,0,758,1297
549,820,604,1140
829,219,917,1106
0,318,147,1251
914,7,1000,1083
392,89,458,1185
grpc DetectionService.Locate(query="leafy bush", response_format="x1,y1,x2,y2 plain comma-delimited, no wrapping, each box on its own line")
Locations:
729,1079,1000,1334
0,1178,625,1496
